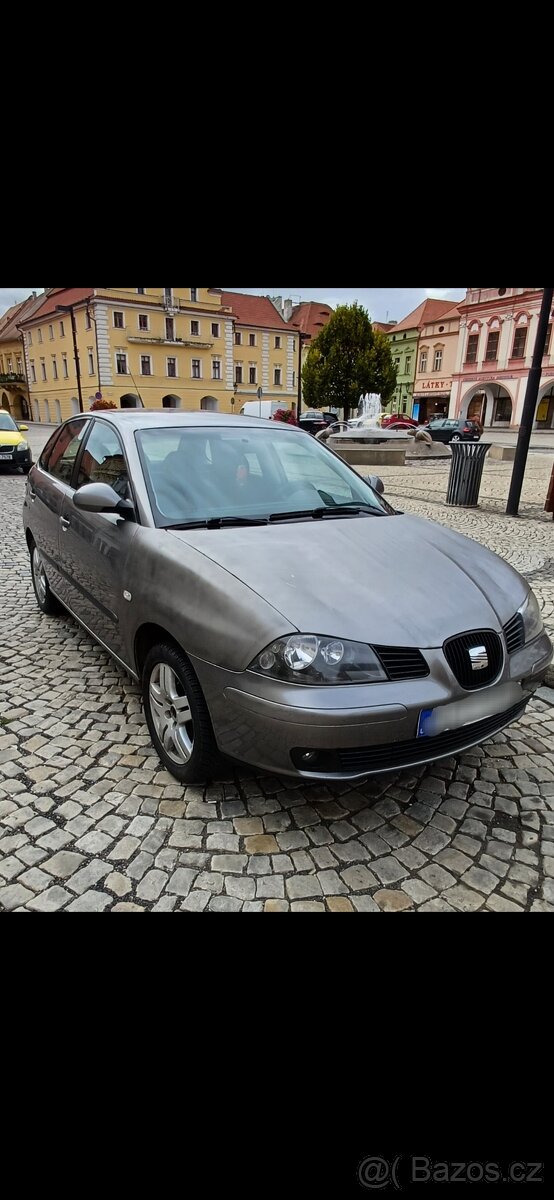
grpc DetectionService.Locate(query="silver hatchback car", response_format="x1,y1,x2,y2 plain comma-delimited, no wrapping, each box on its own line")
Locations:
23,412,552,785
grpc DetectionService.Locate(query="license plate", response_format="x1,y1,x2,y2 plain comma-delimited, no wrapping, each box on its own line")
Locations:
418,682,523,738
0,453,14,460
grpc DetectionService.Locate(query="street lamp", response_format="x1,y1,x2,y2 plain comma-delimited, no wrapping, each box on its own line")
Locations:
56,304,84,413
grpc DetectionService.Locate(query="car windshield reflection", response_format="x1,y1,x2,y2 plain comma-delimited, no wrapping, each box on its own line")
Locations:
136,427,390,528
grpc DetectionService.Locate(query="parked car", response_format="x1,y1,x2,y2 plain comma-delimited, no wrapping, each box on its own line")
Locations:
299,411,331,436
426,418,482,444
23,412,552,785
381,414,418,429
0,409,32,474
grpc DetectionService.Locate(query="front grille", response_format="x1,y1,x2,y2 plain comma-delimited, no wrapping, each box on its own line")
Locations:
504,612,525,655
337,700,527,774
0,445,14,454
444,630,503,690
374,645,429,681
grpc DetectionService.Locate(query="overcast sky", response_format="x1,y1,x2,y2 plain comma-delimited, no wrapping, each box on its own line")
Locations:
1,287,466,320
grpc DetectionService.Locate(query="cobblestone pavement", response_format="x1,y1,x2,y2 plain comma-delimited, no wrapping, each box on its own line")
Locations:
1,435,553,913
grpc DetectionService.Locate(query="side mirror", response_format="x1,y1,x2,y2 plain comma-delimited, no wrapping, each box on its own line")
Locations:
18,424,29,432
368,475,385,496
73,482,134,516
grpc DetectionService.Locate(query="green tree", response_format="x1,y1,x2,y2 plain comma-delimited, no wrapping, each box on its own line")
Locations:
302,303,397,420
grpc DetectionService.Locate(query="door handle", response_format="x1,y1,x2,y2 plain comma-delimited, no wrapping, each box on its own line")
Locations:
60,517,71,531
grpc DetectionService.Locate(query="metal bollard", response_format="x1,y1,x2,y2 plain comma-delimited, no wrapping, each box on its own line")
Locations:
546,462,554,518
446,443,491,508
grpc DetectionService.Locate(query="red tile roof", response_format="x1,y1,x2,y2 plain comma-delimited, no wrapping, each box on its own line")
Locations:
373,321,395,334
0,292,46,341
392,298,461,333
20,287,94,324
221,291,292,331
290,301,334,339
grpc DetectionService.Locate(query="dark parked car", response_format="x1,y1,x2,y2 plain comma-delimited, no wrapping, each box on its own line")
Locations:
299,411,335,436
23,412,552,785
426,418,482,445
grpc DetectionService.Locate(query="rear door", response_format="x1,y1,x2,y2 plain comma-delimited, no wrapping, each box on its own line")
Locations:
57,419,139,663
28,419,90,594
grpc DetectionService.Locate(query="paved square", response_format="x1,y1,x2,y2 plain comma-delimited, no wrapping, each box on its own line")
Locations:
1,429,553,912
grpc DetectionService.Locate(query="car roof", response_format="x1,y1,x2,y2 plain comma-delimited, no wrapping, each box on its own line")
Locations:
80,411,299,432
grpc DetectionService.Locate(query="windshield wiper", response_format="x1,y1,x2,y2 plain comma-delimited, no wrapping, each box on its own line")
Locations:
166,516,269,531
269,505,384,523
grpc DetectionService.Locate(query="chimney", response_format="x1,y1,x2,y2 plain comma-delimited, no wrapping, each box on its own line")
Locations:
283,298,294,322
268,295,284,317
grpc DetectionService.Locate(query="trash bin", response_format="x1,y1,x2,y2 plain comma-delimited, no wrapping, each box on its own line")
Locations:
446,442,491,507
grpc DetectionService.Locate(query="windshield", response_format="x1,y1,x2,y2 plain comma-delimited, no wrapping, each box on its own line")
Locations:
136,427,391,527
0,413,18,433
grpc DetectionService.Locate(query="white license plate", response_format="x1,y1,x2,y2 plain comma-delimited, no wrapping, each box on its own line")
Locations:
0,453,14,460
418,682,523,738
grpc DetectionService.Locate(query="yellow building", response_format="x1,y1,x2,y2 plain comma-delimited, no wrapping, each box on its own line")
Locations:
0,292,44,420
18,287,300,423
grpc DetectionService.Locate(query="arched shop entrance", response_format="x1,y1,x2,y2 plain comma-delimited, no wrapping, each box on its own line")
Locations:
536,383,554,430
163,395,182,408
120,393,143,409
462,384,514,428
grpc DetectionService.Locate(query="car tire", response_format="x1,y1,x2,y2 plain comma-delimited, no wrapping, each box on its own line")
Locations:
451,435,461,443
30,541,62,615
21,464,32,475
143,642,219,784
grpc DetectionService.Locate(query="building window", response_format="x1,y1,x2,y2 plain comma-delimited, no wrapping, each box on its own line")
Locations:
30,361,36,383
275,336,281,349
545,324,552,357
62,355,69,378
191,321,200,337
38,328,43,343
85,311,91,331
235,331,242,346
49,324,54,340
405,356,412,374
419,351,428,373
495,395,513,423
41,359,47,381
249,333,256,347
212,359,222,381
59,321,65,337
116,353,128,375
166,317,175,341
141,355,152,376
114,312,124,329
192,359,201,379
28,331,32,346
433,350,443,372
249,366,257,385
235,365,243,385
88,351,95,375
191,288,198,302
52,357,59,381
466,333,479,363
167,357,177,378
139,314,149,332
485,330,500,361
212,323,220,338
274,367,282,386
512,327,527,359
137,288,145,295
164,288,173,304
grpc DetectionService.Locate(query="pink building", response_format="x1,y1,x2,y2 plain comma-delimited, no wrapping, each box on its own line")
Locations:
451,287,554,431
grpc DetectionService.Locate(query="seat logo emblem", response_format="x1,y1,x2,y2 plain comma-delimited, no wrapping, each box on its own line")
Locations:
469,645,488,671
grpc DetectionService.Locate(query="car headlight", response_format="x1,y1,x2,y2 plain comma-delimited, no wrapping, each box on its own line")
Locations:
519,591,544,642
16,441,29,452
248,635,387,685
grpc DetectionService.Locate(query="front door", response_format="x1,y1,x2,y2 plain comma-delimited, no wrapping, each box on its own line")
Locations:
58,419,139,664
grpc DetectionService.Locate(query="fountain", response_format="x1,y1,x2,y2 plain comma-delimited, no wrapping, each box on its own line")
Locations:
358,393,383,425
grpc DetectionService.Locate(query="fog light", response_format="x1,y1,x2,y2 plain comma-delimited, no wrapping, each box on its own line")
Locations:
301,751,319,764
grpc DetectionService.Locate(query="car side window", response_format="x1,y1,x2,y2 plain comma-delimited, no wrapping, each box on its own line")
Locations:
39,428,63,471
77,422,130,499
47,420,89,486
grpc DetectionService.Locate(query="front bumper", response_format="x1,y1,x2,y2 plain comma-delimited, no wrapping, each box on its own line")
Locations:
0,448,32,471
193,629,553,780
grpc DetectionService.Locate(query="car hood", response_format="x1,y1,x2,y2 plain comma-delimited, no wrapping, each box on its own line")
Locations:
0,432,23,446
171,514,529,648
